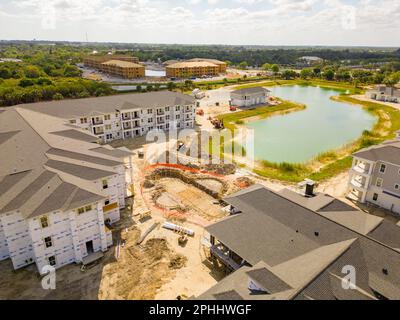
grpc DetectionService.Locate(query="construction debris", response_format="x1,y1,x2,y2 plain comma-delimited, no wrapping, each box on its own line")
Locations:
162,222,195,236
136,223,160,245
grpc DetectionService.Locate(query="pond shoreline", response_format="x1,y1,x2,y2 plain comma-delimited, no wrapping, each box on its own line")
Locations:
216,83,399,183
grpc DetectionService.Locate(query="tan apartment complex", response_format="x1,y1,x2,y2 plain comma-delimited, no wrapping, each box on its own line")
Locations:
101,60,145,79
166,58,227,78
83,55,144,79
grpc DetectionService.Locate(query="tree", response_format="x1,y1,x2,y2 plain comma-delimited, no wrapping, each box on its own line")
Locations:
271,64,280,74
0,67,12,79
281,70,298,80
53,93,64,100
19,79,35,87
238,61,248,70
63,64,82,77
262,63,271,71
300,68,313,79
24,65,41,79
323,69,335,81
167,82,176,90
383,72,400,87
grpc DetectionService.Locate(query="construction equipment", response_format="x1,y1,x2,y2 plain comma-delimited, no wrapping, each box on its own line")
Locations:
196,109,204,116
230,106,237,111
210,118,224,129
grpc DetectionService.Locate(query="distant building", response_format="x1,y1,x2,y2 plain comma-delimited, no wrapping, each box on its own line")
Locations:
230,87,270,107
166,58,227,78
187,58,228,74
348,135,400,214
101,60,145,79
83,55,143,78
297,56,324,67
198,184,400,300
0,58,23,63
366,86,400,103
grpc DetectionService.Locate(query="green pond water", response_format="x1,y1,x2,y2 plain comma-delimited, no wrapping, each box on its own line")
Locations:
245,85,376,163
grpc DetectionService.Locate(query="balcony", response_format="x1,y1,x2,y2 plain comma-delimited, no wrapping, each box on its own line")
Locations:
93,127,104,135
352,162,371,175
122,114,132,121
157,110,165,116
92,119,104,126
123,124,132,130
210,244,241,271
350,176,367,190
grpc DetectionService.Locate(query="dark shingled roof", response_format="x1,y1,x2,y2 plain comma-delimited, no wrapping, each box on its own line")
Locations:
202,185,400,300
46,148,122,167
0,131,20,146
246,268,292,294
19,91,195,119
206,185,354,266
50,129,100,143
231,87,270,95
45,159,116,180
353,145,400,166
213,290,244,300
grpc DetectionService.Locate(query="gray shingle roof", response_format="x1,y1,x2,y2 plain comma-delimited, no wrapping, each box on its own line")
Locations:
50,129,100,143
45,159,116,181
19,91,195,119
46,148,122,167
231,87,270,96
246,267,292,294
203,185,400,300
353,145,400,166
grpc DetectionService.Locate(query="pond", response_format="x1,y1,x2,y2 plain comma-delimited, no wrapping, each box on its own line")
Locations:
246,85,376,163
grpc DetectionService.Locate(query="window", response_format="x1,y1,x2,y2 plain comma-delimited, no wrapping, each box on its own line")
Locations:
69,119,76,124
176,106,181,112
80,118,87,124
395,184,400,190
376,178,383,188
104,114,111,121
147,109,153,114
166,107,170,112
48,256,56,267
102,180,109,190
176,115,180,120
148,118,153,123
373,193,379,201
105,125,112,131
44,236,53,248
40,216,49,229
380,164,387,174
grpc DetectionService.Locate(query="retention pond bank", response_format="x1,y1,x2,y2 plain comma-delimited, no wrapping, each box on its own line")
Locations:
246,85,376,163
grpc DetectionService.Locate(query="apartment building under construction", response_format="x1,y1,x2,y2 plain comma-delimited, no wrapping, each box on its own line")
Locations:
166,58,227,78
0,105,134,274
83,55,144,79
101,60,145,79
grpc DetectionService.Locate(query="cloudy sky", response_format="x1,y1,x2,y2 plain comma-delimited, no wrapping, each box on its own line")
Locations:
0,0,399,46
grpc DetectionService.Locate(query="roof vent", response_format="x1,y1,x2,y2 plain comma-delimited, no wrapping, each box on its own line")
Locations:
314,231,319,237
298,179,316,198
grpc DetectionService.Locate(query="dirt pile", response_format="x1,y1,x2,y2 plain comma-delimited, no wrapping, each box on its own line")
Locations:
99,231,182,300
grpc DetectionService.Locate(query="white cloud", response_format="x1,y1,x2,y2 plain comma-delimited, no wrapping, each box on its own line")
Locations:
0,0,399,46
